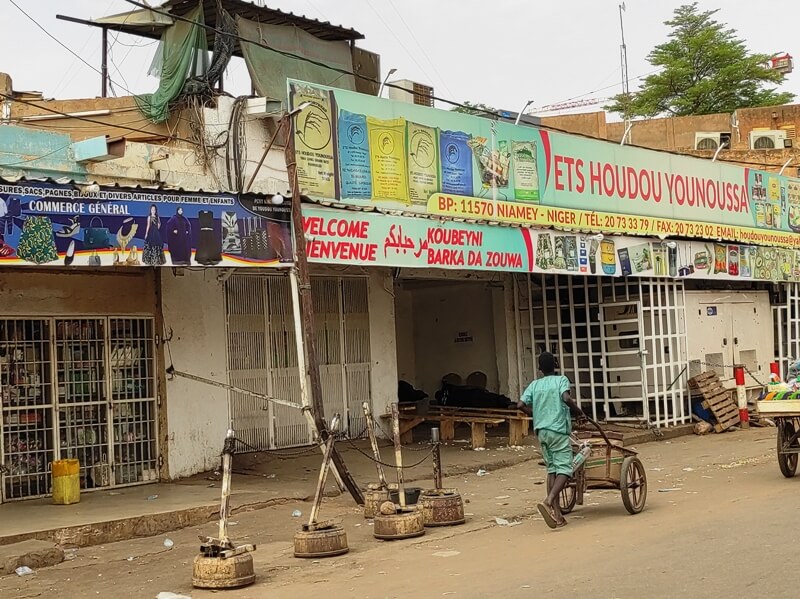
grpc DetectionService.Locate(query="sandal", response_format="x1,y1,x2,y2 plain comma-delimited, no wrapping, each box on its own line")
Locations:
537,502,558,529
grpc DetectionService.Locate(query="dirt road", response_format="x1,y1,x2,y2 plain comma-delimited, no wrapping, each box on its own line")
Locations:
2,428,792,599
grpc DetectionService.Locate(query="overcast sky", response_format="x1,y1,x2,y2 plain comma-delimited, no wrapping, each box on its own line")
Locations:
2,0,798,119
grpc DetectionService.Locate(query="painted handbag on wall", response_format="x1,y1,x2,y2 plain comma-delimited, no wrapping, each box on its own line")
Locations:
17,216,58,264
83,216,111,249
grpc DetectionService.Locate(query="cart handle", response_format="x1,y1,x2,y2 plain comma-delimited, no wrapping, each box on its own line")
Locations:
582,417,613,448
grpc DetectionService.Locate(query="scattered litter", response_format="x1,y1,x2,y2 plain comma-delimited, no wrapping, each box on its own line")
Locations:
443,593,456,596
658,488,682,493
494,517,521,527
15,566,34,576
266,474,276,479
476,468,488,477
474,447,486,452
495,495,511,500
107,491,121,496
163,538,174,549
292,509,302,517
534,480,544,485
156,593,191,599
465,513,474,516
207,484,215,488
433,550,460,558
702,475,713,479
651,468,663,472
63,549,78,561
228,521,239,526
682,467,695,472
127,557,135,562
146,495,159,501
521,585,531,589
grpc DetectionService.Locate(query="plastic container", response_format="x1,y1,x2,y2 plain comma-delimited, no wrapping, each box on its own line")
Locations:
52,459,80,505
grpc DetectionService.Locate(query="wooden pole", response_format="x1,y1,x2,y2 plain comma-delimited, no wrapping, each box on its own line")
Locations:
391,402,406,508
290,269,345,492
101,27,108,98
363,401,388,488
285,116,364,505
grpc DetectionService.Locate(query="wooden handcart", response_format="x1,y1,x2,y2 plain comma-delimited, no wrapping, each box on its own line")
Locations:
557,420,648,515
756,396,800,478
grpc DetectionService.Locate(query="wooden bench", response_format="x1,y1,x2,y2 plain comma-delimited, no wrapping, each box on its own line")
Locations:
383,404,531,449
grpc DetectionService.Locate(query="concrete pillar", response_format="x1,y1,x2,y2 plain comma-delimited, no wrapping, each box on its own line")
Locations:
367,268,398,429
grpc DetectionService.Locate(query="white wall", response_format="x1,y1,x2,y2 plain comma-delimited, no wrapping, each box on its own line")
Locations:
394,285,416,384
368,269,399,419
160,269,229,479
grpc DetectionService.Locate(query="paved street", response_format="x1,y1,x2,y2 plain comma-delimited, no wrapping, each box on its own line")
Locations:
2,427,793,599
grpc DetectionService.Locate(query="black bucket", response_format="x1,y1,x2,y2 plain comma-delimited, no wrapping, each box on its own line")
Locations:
389,486,422,506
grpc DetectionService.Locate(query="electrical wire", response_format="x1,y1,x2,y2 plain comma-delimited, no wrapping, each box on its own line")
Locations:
6,0,136,97
0,92,203,147
0,144,73,167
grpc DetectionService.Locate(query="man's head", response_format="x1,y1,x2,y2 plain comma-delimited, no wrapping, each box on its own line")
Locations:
538,351,556,375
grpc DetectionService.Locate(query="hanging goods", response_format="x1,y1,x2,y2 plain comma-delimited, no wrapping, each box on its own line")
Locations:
419,427,466,527
193,430,256,589
362,401,390,519
373,403,425,540
294,414,350,558
83,217,112,250
17,216,58,264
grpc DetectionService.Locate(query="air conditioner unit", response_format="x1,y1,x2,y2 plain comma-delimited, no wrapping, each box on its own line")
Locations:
750,129,788,149
387,79,434,107
694,132,731,150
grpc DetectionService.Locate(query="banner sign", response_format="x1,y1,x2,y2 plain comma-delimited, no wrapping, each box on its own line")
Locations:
303,205,800,283
0,181,293,267
289,80,800,249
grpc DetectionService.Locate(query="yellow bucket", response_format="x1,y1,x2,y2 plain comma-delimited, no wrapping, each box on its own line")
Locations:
52,459,80,505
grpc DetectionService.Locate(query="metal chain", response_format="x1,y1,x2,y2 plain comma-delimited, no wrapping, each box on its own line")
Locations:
693,360,766,387
344,437,435,469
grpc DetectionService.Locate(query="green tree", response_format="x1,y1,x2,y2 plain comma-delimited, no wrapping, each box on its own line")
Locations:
451,101,499,118
607,3,794,117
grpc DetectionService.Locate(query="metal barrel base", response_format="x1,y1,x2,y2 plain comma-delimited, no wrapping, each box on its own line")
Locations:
420,489,466,527
294,525,349,558
373,508,425,540
364,487,391,519
192,553,256,589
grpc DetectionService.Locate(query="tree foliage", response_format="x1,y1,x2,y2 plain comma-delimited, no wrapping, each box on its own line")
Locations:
451,101,499,118
607,3,794,117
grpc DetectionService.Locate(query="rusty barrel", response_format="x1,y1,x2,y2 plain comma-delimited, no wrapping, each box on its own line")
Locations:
192,554,256,589
363,486,391,519
420,489,466,527
294,525,349,558
373,508,425,540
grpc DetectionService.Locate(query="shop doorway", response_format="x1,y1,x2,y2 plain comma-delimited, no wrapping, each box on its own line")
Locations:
225,274,372,450
513,275,690,428
1,317,159,501
394,277,508,409
774,283,800,378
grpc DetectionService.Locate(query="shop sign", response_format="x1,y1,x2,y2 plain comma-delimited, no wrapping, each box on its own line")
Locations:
289,80,800,249
0,182,293,267
303,205,800,283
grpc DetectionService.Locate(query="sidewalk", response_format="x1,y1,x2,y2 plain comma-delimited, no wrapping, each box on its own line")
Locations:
0,422,692,548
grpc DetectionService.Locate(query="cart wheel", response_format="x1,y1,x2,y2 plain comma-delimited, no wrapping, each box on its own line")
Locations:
620,456,647,515
559,483,578,514
778,421,798,478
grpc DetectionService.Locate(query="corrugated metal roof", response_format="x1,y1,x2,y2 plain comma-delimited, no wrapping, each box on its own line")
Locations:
80,0,364,43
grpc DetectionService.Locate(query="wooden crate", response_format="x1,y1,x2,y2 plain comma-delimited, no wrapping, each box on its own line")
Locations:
689,372,740,432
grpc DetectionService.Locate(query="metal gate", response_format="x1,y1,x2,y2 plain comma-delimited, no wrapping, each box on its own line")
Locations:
513,274,690,428
774,282,800,378
1,316,158,501
225,274,372,450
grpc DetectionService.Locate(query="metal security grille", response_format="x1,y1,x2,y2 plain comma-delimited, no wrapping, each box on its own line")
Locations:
226,274,372,450
1,317,157,501
513,274,689,428
774,282,800,377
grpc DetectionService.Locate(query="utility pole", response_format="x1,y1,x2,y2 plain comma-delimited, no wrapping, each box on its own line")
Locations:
284,116,365,506
619,2,631,144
